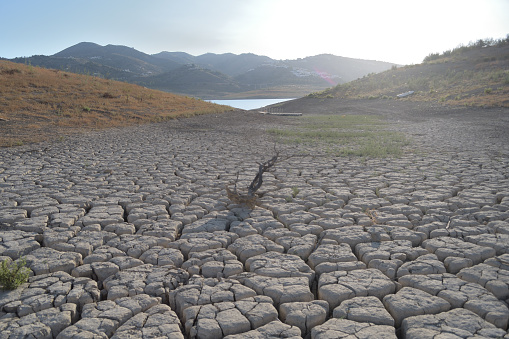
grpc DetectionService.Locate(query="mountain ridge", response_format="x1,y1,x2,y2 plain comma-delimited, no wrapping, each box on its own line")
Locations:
6,42,397,99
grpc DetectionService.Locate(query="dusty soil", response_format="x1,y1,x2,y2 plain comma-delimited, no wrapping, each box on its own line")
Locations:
256,98,509,156
1,99,509,338
155,98,509,160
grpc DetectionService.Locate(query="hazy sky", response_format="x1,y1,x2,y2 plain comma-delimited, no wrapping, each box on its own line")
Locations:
1,0,508,64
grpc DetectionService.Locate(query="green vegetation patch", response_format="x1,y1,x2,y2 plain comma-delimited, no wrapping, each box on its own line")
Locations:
0,258,30,290
268,114,409,157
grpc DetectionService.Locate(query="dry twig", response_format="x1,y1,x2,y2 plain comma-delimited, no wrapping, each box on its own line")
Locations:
226,149,291,208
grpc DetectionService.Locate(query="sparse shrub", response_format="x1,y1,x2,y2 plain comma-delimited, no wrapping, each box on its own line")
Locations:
375,187,381,197
365,209,379,224
82,106,91,112
423,53,440,63
102,92,115,98
308,90,332,99
0,258,30,290
1,68,22,75
484,88,492,94
291,187,300,198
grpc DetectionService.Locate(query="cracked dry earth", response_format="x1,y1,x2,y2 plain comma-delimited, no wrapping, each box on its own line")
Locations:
1,104,509,339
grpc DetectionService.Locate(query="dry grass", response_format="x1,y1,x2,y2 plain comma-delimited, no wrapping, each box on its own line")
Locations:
310,45,509,108
268,115,410,158
225,185,259,209
0,60,235,147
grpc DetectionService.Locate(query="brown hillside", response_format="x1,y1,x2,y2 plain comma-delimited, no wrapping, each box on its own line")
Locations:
0,60,234,147
303,43,509,108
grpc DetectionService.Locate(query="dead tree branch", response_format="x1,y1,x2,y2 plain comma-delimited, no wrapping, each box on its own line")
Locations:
247,151,279,197
226,149,291,208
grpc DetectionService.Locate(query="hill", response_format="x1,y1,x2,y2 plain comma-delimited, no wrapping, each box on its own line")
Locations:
194,52,274,77
53,42,181,73
136,64,243,98
275,38,509,112
285,54,395,83
0,60,233,147
6,43,396,99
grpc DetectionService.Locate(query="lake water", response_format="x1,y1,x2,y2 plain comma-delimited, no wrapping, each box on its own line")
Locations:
207,98,295,110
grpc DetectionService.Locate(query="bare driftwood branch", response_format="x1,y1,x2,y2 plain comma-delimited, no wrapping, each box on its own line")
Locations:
248,151,279,197
226,149,287,208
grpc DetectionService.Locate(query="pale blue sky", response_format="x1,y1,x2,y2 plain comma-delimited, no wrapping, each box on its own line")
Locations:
1,0,508,64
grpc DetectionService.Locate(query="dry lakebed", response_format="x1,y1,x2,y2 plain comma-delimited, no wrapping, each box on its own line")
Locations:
1,100,509,338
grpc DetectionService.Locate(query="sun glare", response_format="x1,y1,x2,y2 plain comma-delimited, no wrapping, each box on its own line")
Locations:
237,0,508,64
1,0,508,64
